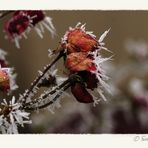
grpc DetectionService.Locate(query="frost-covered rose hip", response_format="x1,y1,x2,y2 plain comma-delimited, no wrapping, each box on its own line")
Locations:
66,52,96,72
62,27,98,53
71,82,94,103
61,23,111,104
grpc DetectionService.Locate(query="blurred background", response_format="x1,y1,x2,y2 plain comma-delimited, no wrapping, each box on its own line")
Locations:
1,11,148,133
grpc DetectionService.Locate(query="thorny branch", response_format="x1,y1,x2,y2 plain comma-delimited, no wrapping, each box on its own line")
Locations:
25,83,71,110
23,74,81,110
22,48,65,104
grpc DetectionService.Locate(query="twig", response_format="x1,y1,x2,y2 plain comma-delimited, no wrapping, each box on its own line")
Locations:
25,83,71,110
23,74,81,110
22,49,65,104
23,77,71,108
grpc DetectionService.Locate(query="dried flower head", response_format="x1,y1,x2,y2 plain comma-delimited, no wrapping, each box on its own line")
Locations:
14,11,45,26
61,23,112,105
61,24,98,53
4,10,56,48
66,52,96,72
0,66,18,93
0,96,31,134
0,68,10,92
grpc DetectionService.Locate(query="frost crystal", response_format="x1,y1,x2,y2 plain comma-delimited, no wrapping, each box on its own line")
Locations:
0,48,7,62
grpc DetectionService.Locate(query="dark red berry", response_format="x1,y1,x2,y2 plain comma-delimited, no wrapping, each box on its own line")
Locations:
78,71,98,90
71,82,94,103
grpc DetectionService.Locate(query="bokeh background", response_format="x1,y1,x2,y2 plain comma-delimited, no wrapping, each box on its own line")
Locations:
1,11,148,133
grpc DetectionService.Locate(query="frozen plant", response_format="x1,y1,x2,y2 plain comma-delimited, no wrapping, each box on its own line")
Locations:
0,11,112,134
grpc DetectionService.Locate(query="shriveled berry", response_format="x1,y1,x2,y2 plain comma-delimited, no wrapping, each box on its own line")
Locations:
71,82,93,103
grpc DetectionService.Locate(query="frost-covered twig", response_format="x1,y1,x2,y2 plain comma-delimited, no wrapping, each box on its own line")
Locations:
23,74,80,110
21,49,65,105
25,83,71,110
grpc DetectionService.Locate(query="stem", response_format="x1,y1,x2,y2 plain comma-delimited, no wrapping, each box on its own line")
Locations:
23,77,70,108
0,11,14,19
26,83,71,110
23,74,80,111
22,50,64,104
42,78,70,99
